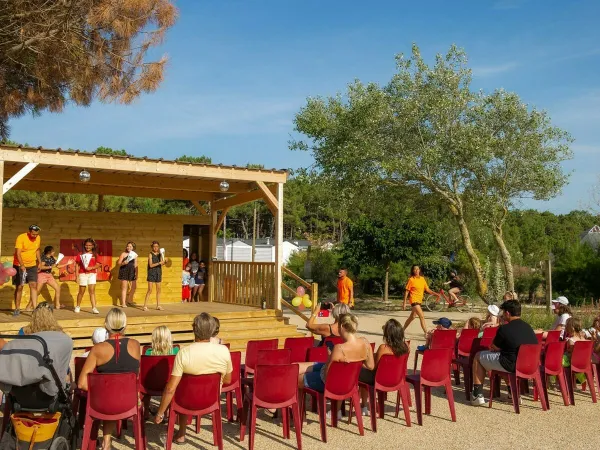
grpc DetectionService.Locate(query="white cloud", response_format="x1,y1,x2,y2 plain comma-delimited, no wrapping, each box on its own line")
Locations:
471,61,519,77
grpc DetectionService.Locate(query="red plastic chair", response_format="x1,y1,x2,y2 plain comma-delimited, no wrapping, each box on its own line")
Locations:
71,356,88,429
406,348,456,425
242,339,278,376
488,344,547,413
222,351,243,423
413,329,457,373
545,330,562,344
80,372,144,450
482,327,499,340
166,373,223,450
284,336,314,363
257,349,291,365
323,336,344,347
358,353,411,431
535,333,544,344
139,355,175,418
300,361,364,443
307,347,328,363
537,341,569,407
452,329,479,386
241,364,302,450
566,340,597,405
452,336,489,401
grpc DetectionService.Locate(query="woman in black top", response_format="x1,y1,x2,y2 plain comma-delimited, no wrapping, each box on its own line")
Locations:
444,270,463,304
78,308,140,450
117,242,138,308
143,241,165,311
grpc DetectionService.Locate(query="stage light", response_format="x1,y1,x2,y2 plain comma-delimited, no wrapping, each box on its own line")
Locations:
219,180,229,192
79,169,91,183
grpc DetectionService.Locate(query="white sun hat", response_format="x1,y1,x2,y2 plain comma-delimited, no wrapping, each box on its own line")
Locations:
488,304,500,317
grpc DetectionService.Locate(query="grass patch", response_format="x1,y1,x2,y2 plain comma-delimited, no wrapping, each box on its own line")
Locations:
521,307,597,330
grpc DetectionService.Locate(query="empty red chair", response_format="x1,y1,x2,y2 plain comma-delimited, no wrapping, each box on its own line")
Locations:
406,348,456,425
482,327,499,340
566,340,597,405
257,349,291,365
284,336,314,363
358,353,411,430
139,355,175,418
413,329,457,373
307,347,328,363
242,339,278,376
80,372,144,450
537,341,569,407
489,344,547,413
222,351,243,423
545,330,562,344
300,361,364,443
452,329,479,386
166,373,223,450
243,364,302,450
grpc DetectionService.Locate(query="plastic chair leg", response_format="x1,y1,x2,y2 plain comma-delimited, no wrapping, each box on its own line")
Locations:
368,386,377,432
80,414,93,450
331,400,338,428
413,352,420,374
234,387,243,422
195,415,201,434
585,370,597,403
317,395,327,443
453,366,461,386
248,405,258,450
291,402,303,450
377,390,385,419
281,407,290,439
351,391,364,436
225,392,234,422
556,371,570,406
565,367,576,406
533,374,548,411
398,385,412,427
413,383,423,426
424,386,431,415
165,408,177,450
131,414,142,450
212,410,223,450
488,372,497,408
508,374,520,414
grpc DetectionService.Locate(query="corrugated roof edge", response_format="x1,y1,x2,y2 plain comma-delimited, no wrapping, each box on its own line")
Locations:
0,143,289,175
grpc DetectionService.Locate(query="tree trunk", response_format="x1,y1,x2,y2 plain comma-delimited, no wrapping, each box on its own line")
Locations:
492,226,515,293
384,262,390,302
454,211,488,301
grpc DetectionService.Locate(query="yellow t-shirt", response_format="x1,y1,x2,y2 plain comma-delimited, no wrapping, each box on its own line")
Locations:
405,276,429,304
172,342,233,383
14,233,40,267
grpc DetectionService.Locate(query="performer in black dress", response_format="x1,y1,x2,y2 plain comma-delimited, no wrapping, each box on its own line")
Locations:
144,241,165,311
117,241,138,308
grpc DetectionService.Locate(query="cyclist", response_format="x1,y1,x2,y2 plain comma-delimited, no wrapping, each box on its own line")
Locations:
444,270,463,304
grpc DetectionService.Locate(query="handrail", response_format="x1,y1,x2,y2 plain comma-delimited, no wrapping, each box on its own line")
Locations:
281,299,309,323
282,266,311,289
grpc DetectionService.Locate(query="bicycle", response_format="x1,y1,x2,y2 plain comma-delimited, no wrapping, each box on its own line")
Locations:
425,289,473,313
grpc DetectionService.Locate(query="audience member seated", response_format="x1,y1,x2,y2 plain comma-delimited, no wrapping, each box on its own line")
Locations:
153,313,232,445
209,316,223,345
358,319,408,416
470,300,537,406
460,317,482,338
482,305,500,329
82,327,109,357
78,308,141,450
306,302,351,344
0,303,73,409
417,317,453,351
301,313,374,419
561,317,587,385
145,325,179,356
536,296,571,339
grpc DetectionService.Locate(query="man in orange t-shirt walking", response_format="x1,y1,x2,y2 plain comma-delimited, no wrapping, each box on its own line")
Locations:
12,225,41,316
337,268,354,308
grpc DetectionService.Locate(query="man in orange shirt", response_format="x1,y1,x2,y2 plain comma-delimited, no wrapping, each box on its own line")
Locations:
337,268,354,308
12,225,41,316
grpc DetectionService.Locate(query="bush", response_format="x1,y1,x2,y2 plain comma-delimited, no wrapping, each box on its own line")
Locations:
285,248,341,296
520,308,595,330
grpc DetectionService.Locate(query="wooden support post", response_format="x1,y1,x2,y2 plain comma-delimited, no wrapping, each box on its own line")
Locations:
256,181,278,214
274,183,283,311
311,282,319,315
2,162,38,194
97,194,104,212
209,201,218,302
0,160,3,258
191,200,208,215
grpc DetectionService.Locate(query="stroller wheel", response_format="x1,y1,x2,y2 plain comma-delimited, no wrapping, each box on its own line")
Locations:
49,437,69,450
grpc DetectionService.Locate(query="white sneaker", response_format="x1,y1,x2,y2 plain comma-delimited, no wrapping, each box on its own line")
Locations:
74,306,80,313
471,394,486,406
92,308,100,314
325,410,342,420
361,406,370,416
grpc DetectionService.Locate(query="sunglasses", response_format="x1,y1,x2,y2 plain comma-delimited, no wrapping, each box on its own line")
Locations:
36,302,54,311
29,225,41,232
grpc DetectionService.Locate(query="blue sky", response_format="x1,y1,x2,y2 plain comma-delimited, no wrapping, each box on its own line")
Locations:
10,0,600,213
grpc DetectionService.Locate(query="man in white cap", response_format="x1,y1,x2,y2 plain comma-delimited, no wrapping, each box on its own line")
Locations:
536,296,571,339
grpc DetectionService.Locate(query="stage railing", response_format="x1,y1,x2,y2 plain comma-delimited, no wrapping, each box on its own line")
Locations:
211,261,276,307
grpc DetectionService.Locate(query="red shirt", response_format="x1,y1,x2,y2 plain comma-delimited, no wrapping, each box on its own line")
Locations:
75,253,97,273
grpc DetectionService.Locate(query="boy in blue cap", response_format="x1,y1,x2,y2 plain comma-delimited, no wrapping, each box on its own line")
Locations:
417,317,453,351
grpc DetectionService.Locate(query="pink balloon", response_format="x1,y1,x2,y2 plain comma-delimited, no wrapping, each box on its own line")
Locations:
296,286,306,297
6,267,16,277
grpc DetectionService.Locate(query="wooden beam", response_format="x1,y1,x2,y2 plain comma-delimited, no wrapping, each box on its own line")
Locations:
256,181,278,213
215,207,230,232
282,266,311,289
211,184,277,211
2,165,254,193
191,200,208,215
0,146,288,183
13,180,214,201
274,182,284,311
3,162,38,194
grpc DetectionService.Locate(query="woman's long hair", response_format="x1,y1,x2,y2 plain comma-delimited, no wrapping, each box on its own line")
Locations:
151,325,173,355
23,306,63,334
382,319,408,356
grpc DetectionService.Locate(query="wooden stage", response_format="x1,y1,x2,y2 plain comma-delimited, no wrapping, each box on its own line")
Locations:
0,303,304,353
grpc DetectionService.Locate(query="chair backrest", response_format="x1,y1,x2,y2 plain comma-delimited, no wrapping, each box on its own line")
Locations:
545,330,562,344
456,329,479,357
482,327,499,340
253,364,299,408
570,340,593,372
284,336,314,363
223,351,241,389
245,339,278,372
74,357,86,383
324,361,362,398
535,333,544,344
515,344,542,377
87,372,138,419
139,355,175,394
257,349,291,366
420,348,453,385
374,353,409,390
430,329,457,349
479,337,493,349
173,373,221,415
323,336,344,347
142,345,150,355
543,341,567,374
306,347,328,363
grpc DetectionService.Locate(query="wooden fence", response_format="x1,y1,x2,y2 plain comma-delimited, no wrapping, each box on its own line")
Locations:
210,261,276,307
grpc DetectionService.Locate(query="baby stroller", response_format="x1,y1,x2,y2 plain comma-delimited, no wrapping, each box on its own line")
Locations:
0,335,78,450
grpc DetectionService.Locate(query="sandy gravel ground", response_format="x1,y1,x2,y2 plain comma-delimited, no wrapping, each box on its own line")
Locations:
104,309,600,449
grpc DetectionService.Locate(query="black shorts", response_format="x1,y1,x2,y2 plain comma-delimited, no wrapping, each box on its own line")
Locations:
12,265,38,286
359,368,375,385
411,302,422,307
